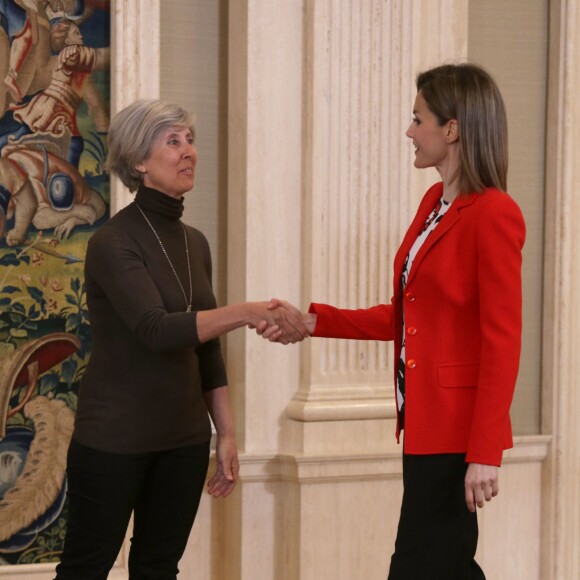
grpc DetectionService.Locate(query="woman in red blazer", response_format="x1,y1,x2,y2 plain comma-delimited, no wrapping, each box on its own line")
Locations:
265,63,525,579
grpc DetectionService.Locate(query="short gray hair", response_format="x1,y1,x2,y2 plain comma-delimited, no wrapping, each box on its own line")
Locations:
107,99,196,192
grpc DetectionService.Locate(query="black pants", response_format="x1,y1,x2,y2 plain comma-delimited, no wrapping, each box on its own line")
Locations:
54,438,210,580
388,453,486,580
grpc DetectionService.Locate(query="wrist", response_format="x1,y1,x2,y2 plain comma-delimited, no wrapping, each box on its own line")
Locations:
216,431,236,442
304,313,316,334
244,302,266,327
243,302,256,326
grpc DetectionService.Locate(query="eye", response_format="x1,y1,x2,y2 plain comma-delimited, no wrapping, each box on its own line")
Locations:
412,117,421,125
167,138,179,146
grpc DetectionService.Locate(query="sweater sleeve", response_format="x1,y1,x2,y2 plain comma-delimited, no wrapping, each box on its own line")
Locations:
466,194,526,465
309,302,395,341
86,226,201,353
193,229,228,391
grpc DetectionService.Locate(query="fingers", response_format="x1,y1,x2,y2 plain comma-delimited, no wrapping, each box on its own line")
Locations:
464,463,499,512
261,326,288,344
250,320,268,334
249,300,311,344
262,325,281,340
207,467,237,498
269,301,310,341
208,436,239,499
465,486,476,513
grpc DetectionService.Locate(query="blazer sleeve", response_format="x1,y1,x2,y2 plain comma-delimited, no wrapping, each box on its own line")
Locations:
309,302,395,341
466,194,526,465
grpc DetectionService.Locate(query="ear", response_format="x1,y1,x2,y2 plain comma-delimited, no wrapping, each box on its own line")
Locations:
446,119,459,144
135,162,146,174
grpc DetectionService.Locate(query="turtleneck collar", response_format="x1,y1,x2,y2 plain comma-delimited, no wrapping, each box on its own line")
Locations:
135,185,184,221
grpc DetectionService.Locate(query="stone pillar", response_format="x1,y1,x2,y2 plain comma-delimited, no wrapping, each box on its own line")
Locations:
110,1,161,576
542,1,580,578
110,0,161,214
226,2,468,579
288,0,467,452
224,1,307,577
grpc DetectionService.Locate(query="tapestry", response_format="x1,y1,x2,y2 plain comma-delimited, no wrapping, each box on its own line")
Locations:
0,0,110,565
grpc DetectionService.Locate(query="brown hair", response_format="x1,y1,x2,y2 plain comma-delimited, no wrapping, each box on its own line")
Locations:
416,63,508,194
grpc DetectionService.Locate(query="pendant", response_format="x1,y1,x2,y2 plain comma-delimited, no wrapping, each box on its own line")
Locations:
186,306,192,312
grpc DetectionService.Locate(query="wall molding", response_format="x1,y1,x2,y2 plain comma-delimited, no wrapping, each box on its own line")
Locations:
0,564,128,579
236,435,551,484
287,384,396,421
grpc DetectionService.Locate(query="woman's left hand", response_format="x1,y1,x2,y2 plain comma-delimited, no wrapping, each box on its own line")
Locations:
207,434,239,498
464,462,499,512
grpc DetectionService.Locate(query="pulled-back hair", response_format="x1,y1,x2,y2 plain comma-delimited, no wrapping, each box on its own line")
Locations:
107,99,195,192
416,63,508,194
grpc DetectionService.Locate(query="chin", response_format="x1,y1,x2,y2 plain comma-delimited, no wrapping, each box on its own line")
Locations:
413,158,431,169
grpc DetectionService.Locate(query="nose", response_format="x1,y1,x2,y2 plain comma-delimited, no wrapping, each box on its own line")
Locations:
184,143,197,162
405,122,414,139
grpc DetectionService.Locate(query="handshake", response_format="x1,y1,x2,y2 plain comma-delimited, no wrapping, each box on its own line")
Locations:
248,298,315,345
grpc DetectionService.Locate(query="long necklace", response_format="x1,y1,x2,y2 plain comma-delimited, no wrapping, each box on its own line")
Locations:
136,204,193,312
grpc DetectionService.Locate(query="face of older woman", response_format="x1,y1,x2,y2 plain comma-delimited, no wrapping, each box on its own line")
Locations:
137,127,197,198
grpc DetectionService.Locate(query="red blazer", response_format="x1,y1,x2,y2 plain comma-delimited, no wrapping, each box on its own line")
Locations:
310,183,525,466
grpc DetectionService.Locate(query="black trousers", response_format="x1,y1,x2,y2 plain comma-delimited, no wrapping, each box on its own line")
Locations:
388,453,486,580
54,438,210,580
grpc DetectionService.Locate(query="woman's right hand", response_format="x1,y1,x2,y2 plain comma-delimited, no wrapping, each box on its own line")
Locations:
247,300,310,344
251,299,316,344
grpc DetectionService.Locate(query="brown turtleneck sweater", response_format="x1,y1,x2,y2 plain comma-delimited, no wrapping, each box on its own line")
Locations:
73,185,227,453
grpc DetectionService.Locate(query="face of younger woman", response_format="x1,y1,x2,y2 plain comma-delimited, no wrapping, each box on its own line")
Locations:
406,91,456,173
138,127,197,198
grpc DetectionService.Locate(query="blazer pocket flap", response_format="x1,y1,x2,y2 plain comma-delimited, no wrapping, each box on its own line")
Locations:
438,362,479,388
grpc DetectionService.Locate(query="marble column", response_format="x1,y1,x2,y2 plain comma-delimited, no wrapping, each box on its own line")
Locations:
226,2,469,579
288,0,467,452
109,0,161,214
542,1,580,578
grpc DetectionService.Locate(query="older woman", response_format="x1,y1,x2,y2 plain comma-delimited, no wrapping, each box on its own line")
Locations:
265,63,525,579
54,99,308,580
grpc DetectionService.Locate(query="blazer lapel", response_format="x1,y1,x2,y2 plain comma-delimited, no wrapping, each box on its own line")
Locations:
394,184,443,284
404,192,478,288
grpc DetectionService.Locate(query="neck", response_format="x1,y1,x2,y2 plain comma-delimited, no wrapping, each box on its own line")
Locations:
135,184,184,220
441,179,459,203
437,152,461,203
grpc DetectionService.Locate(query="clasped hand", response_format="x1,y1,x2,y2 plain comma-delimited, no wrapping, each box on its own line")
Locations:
249,299,313,344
